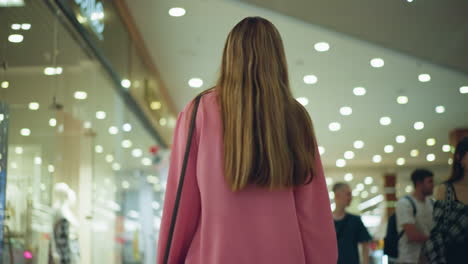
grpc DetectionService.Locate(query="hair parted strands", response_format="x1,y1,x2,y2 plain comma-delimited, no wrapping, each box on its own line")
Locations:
216,17,318,191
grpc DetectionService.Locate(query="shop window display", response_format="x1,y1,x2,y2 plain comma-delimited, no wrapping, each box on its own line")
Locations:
0,1,171,263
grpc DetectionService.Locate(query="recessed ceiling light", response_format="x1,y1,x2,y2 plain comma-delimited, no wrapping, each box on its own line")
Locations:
122,140,132,148
105,154,114,163
15,147,23,154
344,173,353,182
353,87,366,96
361,191,369,199
96,111,106,119
296,97,309,106
48,165,55,173
364,177,373,185
49,118,57,127
396,135,406,144
442,144,451,152
74,91,87,100
95,145,103,153
352,189,360,197
44,67,62,75
414,121,424,130
448,158,453,165
329,122,341,132
142,157,152,166
336,159,346,168
121,181,130,190
132,148,143,158
11,23,21,30
370,58,384,68
426,153,436,162
460,86,468,94
354,140,365,149
426,138,436,146
314,42,330,52
34,156,42,165
160,118,167,126
396,157,406,166
356,183,365,191
371,186,378,194
112,163,121,171
150,101,162,110
169,7,186,17
21,23,31,30
303,75,318,84
397,96,408,104
326,177,333,186
28,102,39,110
122,123,132,132
121,79,131,89
108,126,119,135
405,185,413,193
372,155,382,163
1,81,9,89
8,34,23,43
44,67,55,75
380,117,392,126
84,121,92,128
318,146,325,155
384,145,394,153
435,105,445,114
344,151,355,160
20,128,31,136
410,149,419,157
418,74,431,83
188,78,203,88
340,106,352,116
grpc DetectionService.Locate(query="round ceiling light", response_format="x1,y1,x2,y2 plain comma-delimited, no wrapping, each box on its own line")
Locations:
314,42,330,52
169,7,186,17
370,58,385,68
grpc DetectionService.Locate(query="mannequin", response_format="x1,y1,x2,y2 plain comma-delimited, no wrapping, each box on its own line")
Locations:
51,183,79,264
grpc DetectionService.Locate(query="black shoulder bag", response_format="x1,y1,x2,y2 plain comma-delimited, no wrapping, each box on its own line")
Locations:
163,95,203,264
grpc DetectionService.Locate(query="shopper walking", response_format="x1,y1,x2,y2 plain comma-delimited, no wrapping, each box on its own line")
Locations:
156,17,337,264
332,183,372,264
395,169,434,264
421,137,468,264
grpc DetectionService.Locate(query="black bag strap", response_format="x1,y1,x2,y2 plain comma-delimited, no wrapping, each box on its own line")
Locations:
405,195,417,216
398,195,418,240
163,95,203,264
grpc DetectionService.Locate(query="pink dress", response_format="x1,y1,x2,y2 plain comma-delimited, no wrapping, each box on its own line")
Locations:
157,91,337,264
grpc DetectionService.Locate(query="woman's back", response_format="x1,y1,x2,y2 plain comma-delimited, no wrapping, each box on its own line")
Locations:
156,92,337,264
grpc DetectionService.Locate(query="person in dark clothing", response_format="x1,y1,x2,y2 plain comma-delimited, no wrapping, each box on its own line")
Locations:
333,182,372,264
421,137,468,264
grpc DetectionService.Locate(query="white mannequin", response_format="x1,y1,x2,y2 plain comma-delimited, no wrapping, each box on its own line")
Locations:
52,183,78,227
52,183,79,264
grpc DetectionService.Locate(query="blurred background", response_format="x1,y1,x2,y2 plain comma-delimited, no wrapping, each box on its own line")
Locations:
0,0,467,263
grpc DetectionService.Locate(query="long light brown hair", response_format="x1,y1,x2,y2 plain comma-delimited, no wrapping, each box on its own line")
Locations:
217,17,318,191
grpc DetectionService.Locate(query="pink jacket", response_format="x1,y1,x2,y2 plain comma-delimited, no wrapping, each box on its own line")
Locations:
157,91,337,264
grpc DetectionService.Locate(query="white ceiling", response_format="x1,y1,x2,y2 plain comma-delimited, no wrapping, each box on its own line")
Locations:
126,0,468,169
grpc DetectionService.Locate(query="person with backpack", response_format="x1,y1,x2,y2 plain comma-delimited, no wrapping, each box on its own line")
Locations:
394,169,434,264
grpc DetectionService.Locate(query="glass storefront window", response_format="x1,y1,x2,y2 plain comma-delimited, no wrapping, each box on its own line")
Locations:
1,1,170,263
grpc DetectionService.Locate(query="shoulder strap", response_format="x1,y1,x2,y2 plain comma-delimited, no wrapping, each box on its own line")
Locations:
405,195,417,216
163,95,203,264
445,183,456,202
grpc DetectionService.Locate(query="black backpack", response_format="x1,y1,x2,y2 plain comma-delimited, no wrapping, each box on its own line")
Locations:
383,196,416,258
